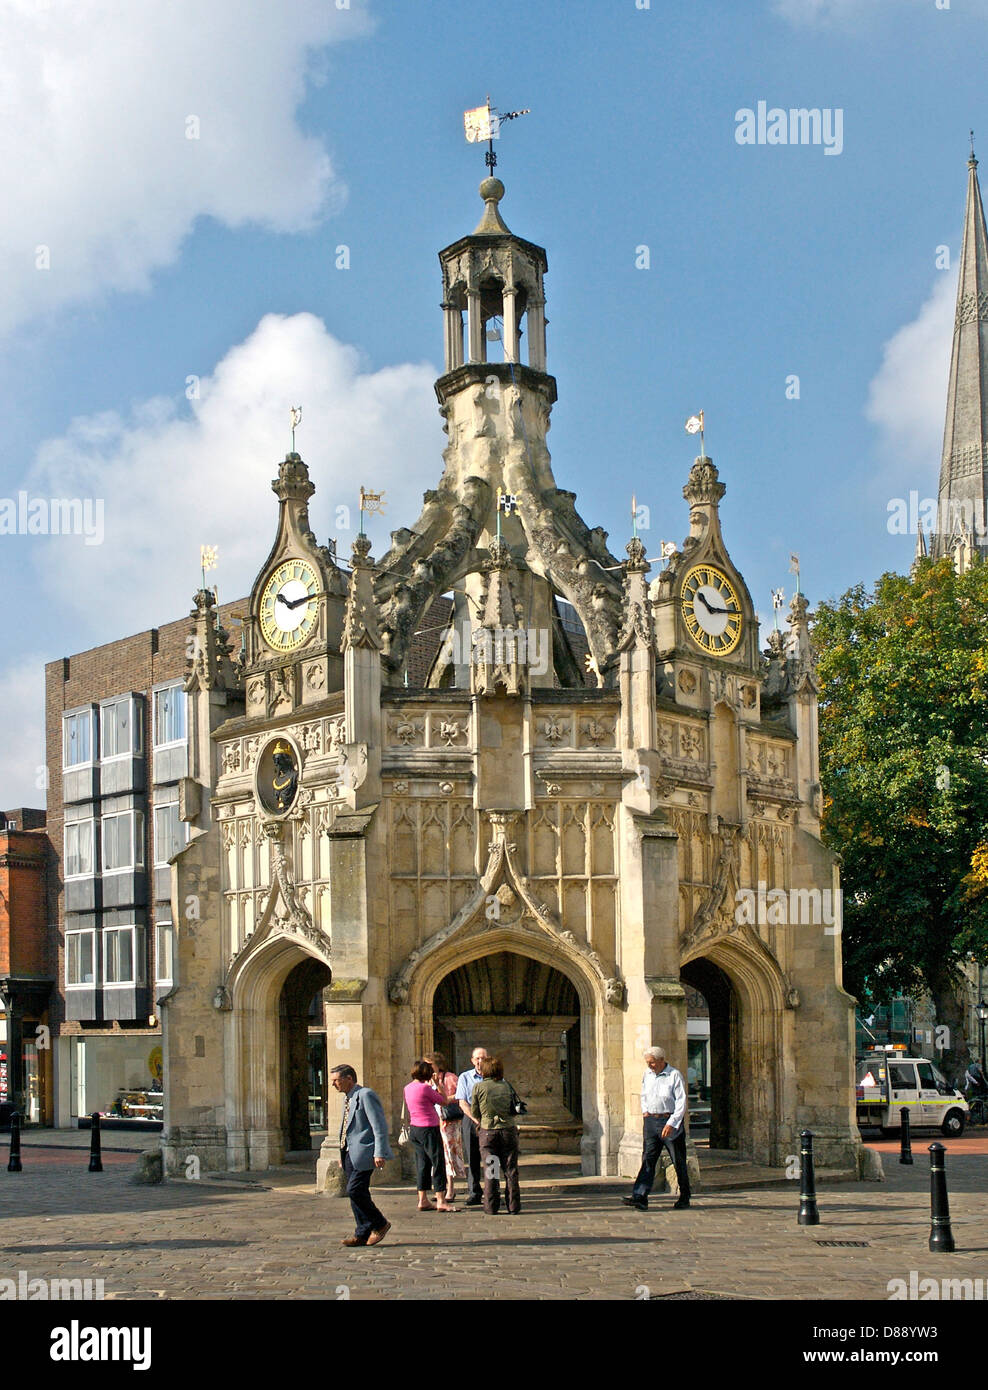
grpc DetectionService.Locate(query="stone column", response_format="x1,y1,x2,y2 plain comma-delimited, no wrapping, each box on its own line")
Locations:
502,287,519,363
467,289,484,364
442,301,463,371
528,297,546,371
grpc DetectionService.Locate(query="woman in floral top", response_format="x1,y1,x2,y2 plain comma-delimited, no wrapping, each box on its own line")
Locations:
425,1051,467,1204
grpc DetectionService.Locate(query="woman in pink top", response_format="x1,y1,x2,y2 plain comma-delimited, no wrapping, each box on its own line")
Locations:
403,1060,456,1212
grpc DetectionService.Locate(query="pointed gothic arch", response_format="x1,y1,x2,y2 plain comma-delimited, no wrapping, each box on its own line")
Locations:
680,930,796,1166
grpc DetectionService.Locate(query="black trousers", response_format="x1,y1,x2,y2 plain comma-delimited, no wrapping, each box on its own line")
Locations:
632,1116,691,1204
479,1126,520,1214
343,1150,387,1240
462,1116,482,1199
409,1124,446,1192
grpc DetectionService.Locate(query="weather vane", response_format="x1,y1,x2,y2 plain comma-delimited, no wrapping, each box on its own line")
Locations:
685,410,705,456
358,486,386,536
290,405,302,453
464,96,531,174
789,552,801,597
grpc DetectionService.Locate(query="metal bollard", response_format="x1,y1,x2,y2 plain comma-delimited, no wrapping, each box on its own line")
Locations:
88,1112,103,1173
900,1107,914,1165
798,1128,820,1226
928,1142,955,1253
7,1111,22,1173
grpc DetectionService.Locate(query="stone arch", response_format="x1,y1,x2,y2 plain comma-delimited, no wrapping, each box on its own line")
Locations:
224,931,332,1171
405,928,608,1175
680,931,794,1166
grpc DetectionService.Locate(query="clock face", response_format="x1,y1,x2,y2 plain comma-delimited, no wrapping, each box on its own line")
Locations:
259,559,320,652
681,564,743,655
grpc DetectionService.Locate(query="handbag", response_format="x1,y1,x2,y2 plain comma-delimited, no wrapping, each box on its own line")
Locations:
508,1084,528,1117
398,1097,411,1146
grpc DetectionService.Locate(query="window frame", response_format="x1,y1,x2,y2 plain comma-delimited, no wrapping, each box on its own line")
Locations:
99,694,143,763
62,706,96,770
154,918,174,986
63,818,96,880
152,682,187,751
103,924,140,986
65,928,97,988
152,800,187,868
100,809,145,875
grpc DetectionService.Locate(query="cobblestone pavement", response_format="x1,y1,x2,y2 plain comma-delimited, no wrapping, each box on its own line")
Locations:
1,1145,986,1303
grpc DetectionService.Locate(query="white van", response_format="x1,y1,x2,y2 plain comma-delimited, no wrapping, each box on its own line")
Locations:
856,1048,969,1137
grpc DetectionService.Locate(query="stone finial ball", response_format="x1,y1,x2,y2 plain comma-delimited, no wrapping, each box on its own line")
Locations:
479,176,505,202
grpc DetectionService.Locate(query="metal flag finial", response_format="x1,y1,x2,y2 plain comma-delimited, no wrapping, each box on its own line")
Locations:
290,405,302,453
685,410,705,456
464,97,530,174
789,552,801,597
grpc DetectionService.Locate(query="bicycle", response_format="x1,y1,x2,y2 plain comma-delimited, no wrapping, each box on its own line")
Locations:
966,1093,988,1127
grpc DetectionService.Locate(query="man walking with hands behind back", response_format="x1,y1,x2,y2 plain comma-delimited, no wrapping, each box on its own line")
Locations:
454,1046,488,1207
332,1064,395,1246
622,1046,691,1211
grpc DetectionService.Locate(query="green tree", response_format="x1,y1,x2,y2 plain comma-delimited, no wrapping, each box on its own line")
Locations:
813,556,988,1076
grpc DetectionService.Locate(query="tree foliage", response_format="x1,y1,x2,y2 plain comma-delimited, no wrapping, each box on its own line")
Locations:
813,558,988,1033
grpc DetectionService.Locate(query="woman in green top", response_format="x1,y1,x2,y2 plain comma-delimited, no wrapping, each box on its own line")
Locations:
471,1056,521,1215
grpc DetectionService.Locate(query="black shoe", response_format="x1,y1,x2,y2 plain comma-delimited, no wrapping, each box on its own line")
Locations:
622,1196,648,1210
465,1196,483,1207
673,1199,691,1209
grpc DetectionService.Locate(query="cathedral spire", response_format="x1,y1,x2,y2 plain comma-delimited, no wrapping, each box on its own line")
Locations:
933,143,988,562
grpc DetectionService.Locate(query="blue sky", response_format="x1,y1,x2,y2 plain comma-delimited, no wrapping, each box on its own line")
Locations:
1,0,983,803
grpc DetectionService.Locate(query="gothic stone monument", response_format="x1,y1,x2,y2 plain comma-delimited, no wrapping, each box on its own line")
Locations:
160,177,863,1181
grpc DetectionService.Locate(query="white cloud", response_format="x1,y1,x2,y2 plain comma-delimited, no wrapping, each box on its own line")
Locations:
0,658,47,810
28,313,444,634
0,0,371,334
865,272,955,469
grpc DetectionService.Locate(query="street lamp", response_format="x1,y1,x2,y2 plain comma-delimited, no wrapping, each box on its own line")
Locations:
977,998,988,1073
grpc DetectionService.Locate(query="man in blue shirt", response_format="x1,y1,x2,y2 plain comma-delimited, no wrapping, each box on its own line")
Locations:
622,1046,691,1211
454,1046,488,1207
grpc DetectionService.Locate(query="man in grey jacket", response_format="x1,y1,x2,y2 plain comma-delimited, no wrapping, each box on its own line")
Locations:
332,1064,395,1246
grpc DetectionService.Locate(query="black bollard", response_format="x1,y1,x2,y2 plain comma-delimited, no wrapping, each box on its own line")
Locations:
899,1107,914,1165
798,1128,820,1226
928,1142,955,1253
88,1111,103,1173
7,1111,21,1173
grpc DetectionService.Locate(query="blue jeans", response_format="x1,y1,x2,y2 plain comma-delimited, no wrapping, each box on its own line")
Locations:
632,1116,691,1204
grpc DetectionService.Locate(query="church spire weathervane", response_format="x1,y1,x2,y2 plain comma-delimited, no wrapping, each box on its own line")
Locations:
463,96,530,174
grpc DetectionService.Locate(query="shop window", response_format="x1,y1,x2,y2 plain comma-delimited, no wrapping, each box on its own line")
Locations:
63,708,95,768
66,929,97,986
153,684,186,749
64,819,95,878
102,810,144,873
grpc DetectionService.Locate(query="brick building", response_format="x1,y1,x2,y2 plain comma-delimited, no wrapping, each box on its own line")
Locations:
45,603,243,1125
0,807,53,1123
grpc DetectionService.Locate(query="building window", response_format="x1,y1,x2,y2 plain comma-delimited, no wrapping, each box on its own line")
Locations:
103,926,138,985
66,929,96,986
155,920,174,985
153,801,187,866
100,695,143,760
153,684,186,749
101,811,144,873
63,708,95,768
64,820,95,878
